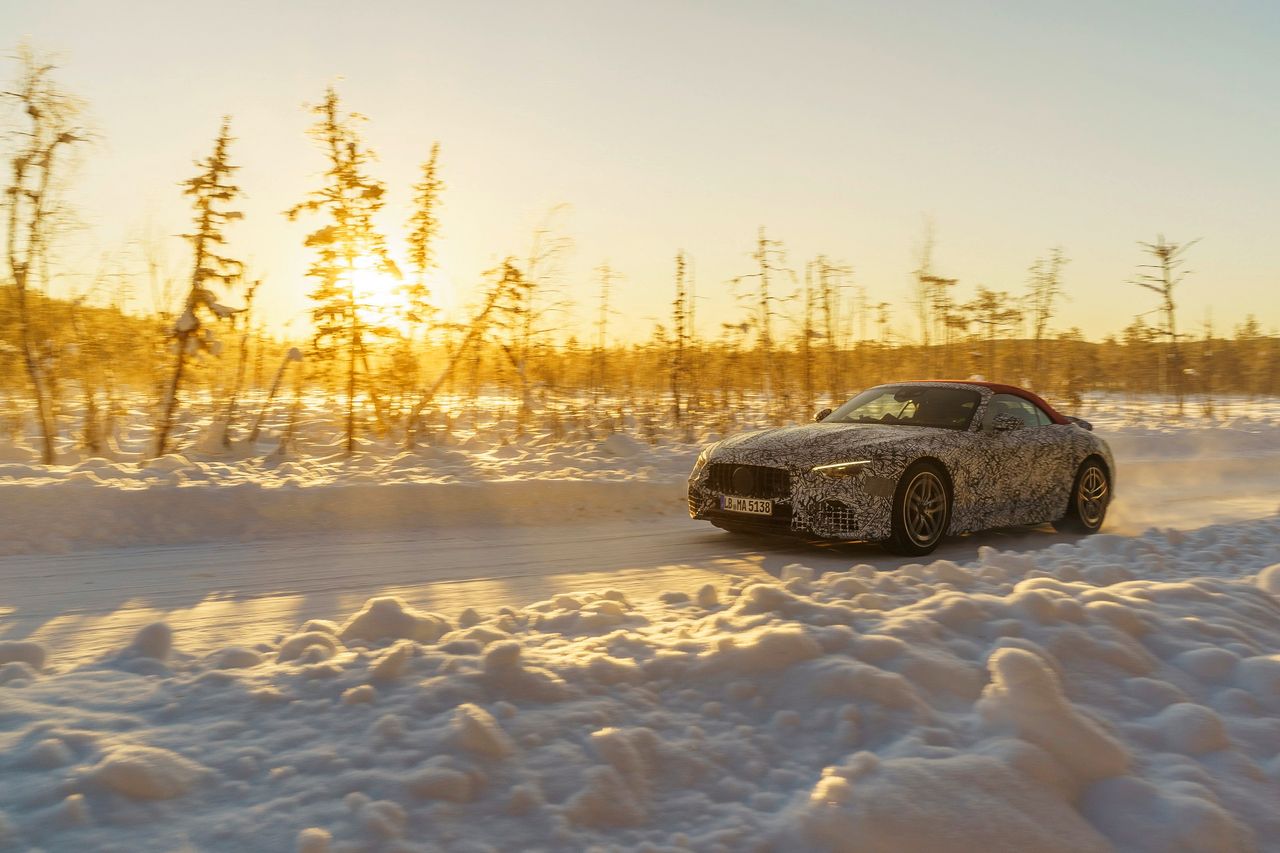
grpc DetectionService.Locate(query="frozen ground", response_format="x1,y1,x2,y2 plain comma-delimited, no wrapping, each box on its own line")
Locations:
1,397,1279,851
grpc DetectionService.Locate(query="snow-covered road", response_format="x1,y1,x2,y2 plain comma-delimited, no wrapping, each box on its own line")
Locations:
1,521,758,667
4,452,1277,669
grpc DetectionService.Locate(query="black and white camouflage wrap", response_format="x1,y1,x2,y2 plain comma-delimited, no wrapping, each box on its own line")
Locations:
688,382,1115,542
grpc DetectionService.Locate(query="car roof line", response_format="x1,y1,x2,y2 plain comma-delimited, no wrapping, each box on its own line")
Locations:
889,379,1072,425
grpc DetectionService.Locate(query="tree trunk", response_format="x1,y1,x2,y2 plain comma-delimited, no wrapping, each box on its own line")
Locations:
345,321,359,455
83,385,102,456
1166,298,1183,415
404,299,502,450
357,338,390,435
153,333,189,458
249,351,294,443
221,323,253,443
13,282,56,464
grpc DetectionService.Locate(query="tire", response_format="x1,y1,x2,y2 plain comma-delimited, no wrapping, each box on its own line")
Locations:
1053,458,1110,534
884,461,952,556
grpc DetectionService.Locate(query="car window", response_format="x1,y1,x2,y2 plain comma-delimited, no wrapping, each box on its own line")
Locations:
827,386,980,430
989,394,1047,428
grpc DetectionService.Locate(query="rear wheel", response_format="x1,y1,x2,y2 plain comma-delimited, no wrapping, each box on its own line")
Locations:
885,461,951,556
1054,458,1110,533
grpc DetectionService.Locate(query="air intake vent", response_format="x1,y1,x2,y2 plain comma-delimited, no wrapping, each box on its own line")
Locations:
818,500,860,537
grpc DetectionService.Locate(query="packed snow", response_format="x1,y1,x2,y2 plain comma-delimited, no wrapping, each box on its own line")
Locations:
2,395,1280,851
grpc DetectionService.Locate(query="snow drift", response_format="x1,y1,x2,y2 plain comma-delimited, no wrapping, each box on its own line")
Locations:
2,516,1280,851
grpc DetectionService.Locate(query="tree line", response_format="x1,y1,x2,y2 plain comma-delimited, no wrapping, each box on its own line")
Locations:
3,45,1279,463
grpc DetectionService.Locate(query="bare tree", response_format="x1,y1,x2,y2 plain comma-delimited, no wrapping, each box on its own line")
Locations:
1198,311,1216,418
813,255,850,400
1130,235,1199,414
799,262,817,412
591,262,617,403
965,287,1020,380
2,45,86,463
910,224,959,375
497,208,573,427
670,251,692,422
220,277,260,441
152,119,244,457
1025,246,1069,390
248,345,302,444
871,301,892,381
67,293,105,455
404,260,526,448
910,221,939,350
731,226,791,412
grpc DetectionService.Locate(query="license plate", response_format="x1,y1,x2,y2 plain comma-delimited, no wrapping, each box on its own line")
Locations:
720,495,773,515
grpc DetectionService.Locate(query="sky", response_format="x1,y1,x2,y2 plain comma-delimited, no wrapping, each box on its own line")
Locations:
3,0,1279,343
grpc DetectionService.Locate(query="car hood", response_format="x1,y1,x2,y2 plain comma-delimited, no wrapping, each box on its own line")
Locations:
712,422,950,468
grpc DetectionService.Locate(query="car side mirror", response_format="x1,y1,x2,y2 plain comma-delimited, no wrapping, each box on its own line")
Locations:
814,407,833,422
992,414,1024,432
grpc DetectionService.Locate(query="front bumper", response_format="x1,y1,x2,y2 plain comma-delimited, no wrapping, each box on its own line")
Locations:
687,464,894,541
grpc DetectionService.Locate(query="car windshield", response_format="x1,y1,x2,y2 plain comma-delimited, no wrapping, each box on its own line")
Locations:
824,385,980,430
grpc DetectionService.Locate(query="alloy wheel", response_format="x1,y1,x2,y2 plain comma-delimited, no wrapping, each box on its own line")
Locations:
904,470,946,546
1077,466,1108,527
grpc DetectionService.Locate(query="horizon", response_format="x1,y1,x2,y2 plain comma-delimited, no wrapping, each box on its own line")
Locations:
4,0,1279,343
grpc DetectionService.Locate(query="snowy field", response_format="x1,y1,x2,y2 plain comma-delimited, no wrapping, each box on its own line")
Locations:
2,396,1280,851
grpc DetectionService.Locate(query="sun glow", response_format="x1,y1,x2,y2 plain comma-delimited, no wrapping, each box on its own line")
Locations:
347,255,455,335
348,255,410,334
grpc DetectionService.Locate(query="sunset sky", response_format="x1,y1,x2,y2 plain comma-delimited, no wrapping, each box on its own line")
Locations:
5,0,1278,342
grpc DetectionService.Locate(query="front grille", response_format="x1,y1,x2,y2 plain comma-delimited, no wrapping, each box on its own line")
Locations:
707,463,791,499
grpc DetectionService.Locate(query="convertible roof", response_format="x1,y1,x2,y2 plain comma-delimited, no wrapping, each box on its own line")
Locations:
902,380,1071,425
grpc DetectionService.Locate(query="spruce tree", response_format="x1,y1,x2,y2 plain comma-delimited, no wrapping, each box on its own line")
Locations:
286,88,397,454
152,118,243,458
403,141,443,331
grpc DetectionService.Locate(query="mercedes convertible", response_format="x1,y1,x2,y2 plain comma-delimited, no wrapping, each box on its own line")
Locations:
687,381,1114,555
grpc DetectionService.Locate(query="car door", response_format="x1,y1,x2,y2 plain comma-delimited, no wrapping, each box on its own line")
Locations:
985,394,1073,523
945,395,1026,531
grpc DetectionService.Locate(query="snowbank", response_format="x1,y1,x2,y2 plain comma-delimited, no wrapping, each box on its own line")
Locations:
0,443,693,555
2,515,1279,851
3,405,1280,556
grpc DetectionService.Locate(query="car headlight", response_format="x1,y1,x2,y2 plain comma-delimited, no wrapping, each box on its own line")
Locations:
812,460,872,479
689,442,720,479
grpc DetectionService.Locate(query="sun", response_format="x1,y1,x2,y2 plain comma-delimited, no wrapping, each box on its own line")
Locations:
344,253,457,337
348,254,410,334
349,254,402,313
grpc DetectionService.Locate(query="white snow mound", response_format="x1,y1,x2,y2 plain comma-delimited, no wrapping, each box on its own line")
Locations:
338,596,450,645
90,745,208,800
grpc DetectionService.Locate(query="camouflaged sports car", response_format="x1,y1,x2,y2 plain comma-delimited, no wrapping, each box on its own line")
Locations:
687,381,1114,555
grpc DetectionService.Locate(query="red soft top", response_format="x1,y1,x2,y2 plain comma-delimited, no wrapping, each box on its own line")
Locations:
904,380,1071,425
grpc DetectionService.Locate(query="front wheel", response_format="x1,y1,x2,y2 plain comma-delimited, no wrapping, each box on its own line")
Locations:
885,461,951,556
1053,458,1110,534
